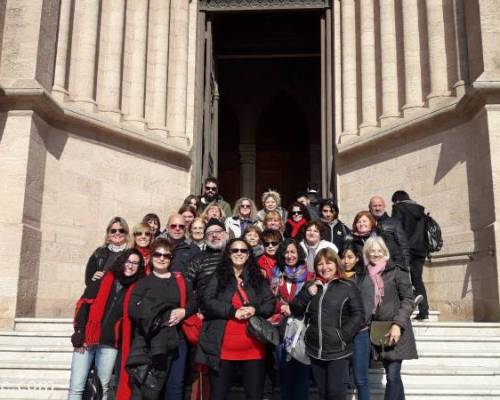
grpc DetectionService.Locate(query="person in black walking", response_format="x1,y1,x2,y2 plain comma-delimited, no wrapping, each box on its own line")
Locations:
391,190,430,320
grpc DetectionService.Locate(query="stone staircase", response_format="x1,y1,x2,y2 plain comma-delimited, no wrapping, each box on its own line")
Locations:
0,316,499,399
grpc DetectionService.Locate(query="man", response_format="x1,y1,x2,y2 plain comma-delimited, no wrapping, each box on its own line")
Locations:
198,176,232,218
369,195,411,269
306,182,322,211
187,218,229,295
392,190,429,320
297,191,320,221
159,213,200,400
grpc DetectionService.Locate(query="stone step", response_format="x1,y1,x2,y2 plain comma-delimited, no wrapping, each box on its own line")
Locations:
0,345,73,363
406,351,500,368
0,331,71,347
13,318,73,332
411,321,500,337
411,310,440,322
415,335,500,352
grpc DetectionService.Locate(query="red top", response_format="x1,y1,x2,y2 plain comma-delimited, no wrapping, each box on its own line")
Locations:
220,291,265,361
258,254,277,282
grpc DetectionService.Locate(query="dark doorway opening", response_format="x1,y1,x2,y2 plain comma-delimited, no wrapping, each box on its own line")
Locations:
213,11,322,207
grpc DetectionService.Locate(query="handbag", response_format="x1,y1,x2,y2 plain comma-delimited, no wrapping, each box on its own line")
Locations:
283,316,310,365
82,361,103,400
237,287,280,346
370,321,394,358
174,272,203,346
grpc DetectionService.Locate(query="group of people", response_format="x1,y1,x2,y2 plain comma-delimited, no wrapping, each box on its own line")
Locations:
68,176,431,400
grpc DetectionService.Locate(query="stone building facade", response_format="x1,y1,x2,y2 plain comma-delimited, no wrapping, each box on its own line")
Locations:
0,0,499,328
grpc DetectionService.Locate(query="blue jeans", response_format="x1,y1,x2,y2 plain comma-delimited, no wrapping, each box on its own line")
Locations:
165,336,188,400
351,329,371,400
382,360,404,400
68,345,118,400
276,345,311,400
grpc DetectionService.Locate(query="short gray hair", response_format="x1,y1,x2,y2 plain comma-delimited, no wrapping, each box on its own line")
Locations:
362,236,390,265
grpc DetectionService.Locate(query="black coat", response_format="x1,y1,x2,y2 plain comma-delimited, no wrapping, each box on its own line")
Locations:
290,279,364,361
170,239,201,274
195,272,275,371
323,219,352,251
372,261,418,361
84,246,125,286
186,246,224,295
392,200,427,256
376,213,411,268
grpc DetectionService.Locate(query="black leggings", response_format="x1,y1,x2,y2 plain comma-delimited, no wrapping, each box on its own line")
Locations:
210,359,265,400
311,357,349,400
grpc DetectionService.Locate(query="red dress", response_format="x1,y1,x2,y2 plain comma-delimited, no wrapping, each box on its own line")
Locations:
220,290,265,361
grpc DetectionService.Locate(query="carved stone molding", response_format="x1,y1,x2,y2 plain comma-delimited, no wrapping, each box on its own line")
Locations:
199,0,331,12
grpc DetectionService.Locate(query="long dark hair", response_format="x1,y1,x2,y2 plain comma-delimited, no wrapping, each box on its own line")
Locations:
276,238,306,271
340,243,365,276
216,238,265,290
110,248,146,282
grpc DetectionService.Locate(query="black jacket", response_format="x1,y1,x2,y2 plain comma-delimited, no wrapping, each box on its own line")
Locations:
349,272,375,328
195,272,275,371
290,279,364,361
322,219,352,252
170,239,201,274
376,213,411,268
186,246,224,295
372,261,418,361
127,273,196,367
392,200,427,256
84,246,125,286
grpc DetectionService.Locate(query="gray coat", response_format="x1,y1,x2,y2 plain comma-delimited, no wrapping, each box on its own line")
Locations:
372,261,418,361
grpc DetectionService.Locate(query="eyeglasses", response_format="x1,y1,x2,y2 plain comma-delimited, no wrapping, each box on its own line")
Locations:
134,231,152,237
207,229,225,236
169,224,186,230
205,186,217,192
291,211,304,216
125,260,140,266
230,248,250,254
109,228,126,234
152,252,173,260
263,241,279,247
240,204,251,209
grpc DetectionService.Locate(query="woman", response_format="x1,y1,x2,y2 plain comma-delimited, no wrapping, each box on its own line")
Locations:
284,202,310,242
320,199,352,251
243,225,264,258
183,194,200,213
143,213,162,238
256,190,287,225
127,238,196,399
257,228,282,281
225,197,258,238
351,211,378,255
272,239,314,400
68,249,145,400
84,216,131,286
363,237,417,400
132,222,153,272
262,210,285,233
189,217,206,250
196,238,276,400
179,204,197,229
341,244,374,400
290,248,364,400
300,220,338,273
201,202,225,224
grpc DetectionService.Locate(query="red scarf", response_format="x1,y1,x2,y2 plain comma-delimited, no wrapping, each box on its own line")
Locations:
85,273,115,345
286,218,307,238
136,246,151,274
258,254,277,281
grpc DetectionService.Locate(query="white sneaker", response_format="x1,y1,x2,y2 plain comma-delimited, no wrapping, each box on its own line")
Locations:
414,294,424,308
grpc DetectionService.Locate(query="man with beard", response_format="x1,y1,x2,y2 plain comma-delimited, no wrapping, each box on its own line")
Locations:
186,218,229,295
198,177,232,219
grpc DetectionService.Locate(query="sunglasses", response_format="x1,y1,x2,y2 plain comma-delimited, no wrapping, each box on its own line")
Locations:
230,248,250,254
152,252,173,260
205,186,217,191
134,231,152,237
169,224,186,230
240,204,251,208
109,228,126,234
263,241,279,247
291,211,304,216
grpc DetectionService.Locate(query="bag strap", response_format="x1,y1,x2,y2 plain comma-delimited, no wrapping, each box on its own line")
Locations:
173,272,187,308
236,285,250,306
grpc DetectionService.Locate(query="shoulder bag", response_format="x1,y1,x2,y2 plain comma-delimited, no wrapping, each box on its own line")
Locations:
174,272,203,346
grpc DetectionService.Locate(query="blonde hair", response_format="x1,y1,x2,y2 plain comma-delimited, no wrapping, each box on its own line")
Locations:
200,201,225,222
232,197,258,219
264,210,284,230
132,222,152,246
103,216,131,247
363,236,390,265
261,190,281,207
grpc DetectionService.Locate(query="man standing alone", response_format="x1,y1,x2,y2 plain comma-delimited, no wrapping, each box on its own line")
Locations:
392,190,429,320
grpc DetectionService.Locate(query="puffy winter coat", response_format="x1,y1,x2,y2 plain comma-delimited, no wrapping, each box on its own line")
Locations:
392,200,427,256
290,279,364,361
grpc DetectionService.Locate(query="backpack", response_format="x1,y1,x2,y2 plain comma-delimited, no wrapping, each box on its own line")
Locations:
424,213,443,253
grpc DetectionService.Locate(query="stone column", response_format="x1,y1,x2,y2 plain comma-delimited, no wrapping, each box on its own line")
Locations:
121,0,149,129
52,0,72,100
333,0,342,139
166,0,190,147
145,0,171,135
359,0,378,134
68,0,100,112
96,0,126,122
402,0,425,116
340,0,358,139
425,0,451,107
240,144,256,200
379,0,401,125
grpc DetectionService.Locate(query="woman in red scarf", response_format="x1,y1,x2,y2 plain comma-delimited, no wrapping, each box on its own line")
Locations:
132,222,153,274
257,229,282,281
68,249,145,400
284,202,310,243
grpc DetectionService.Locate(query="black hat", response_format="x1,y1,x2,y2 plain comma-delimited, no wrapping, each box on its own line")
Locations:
205,218,225,231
